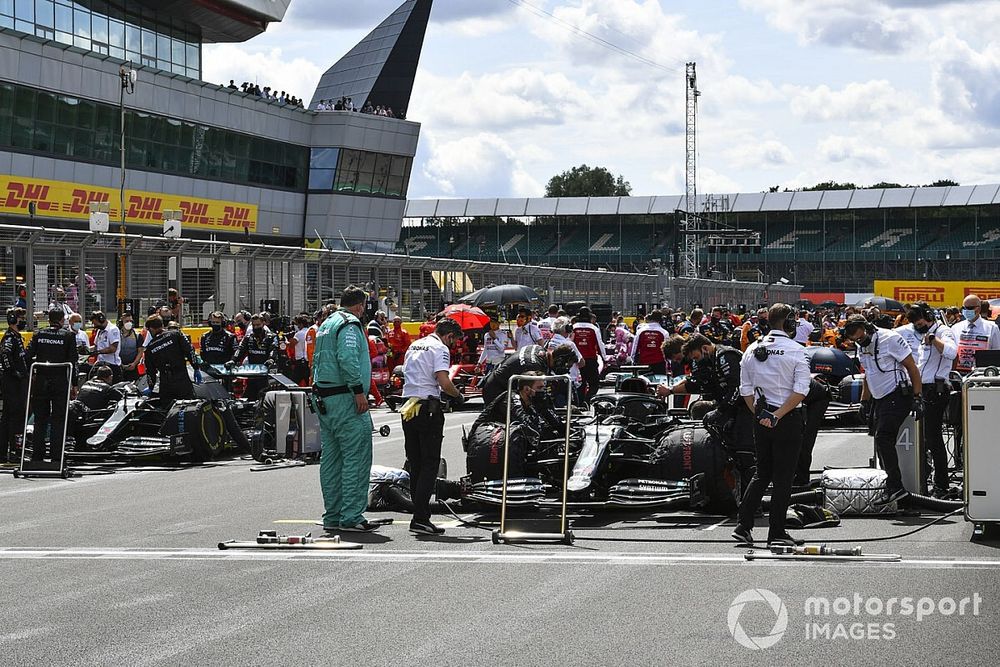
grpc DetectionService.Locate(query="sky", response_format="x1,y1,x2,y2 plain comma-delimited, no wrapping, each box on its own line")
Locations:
204,0,1000,199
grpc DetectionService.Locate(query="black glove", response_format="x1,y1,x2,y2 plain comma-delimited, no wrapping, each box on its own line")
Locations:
224,360,236,370
859,398,873,423
265,359,276,369
913,399,923,421
444,392,465,407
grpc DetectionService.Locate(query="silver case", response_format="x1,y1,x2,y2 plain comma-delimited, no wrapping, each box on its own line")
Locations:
822,468,897,515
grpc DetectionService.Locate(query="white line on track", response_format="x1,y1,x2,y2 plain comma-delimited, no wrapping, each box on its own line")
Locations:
702,517,731,531
2,548,999,569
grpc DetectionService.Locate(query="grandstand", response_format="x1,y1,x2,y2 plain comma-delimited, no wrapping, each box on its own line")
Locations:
400,185,1000,292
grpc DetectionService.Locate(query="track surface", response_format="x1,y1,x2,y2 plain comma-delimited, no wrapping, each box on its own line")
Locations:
2,406,998,665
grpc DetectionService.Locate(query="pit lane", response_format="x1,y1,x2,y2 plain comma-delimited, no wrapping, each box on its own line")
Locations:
1,407,998,665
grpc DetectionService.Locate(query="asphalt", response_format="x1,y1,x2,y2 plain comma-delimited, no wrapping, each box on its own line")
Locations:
1,406,998,666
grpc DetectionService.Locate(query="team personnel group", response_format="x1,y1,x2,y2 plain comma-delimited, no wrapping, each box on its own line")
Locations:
2,287,997,544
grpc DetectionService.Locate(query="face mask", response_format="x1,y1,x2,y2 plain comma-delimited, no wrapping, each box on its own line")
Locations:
211,323,223,332
252,327,264,336
962,308,978,321
72,322,82,332
914,323,929,335
16,319,26,330
856,335,872,348
123,322,133,331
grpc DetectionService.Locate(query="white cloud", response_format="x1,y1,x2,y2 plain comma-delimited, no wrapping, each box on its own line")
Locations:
741,0,1000,53
409,68,595,130
930,36,1000,128
201,44,323,101
421,132,542,198
787,80,910,122
287,0,515,30
817,135,891,166
725,139,794,169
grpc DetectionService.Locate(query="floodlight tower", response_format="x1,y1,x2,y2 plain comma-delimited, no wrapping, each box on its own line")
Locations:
682,62,700,277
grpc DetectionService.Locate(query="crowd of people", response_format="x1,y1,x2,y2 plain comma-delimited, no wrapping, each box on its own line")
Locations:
227,80,306,108
314,96,404,119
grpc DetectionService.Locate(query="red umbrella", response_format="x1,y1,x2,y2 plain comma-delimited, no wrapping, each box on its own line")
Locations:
441,304,491,331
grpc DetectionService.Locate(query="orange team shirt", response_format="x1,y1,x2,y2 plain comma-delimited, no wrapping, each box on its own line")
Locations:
305,325,318,363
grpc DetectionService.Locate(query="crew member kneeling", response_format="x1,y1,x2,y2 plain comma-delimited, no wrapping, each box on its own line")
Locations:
732,304,811,548
400,317,465,535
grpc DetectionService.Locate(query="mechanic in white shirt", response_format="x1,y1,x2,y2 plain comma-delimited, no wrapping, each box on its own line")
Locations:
844,315,922,506
547,317,584,385
895,321,921,357
400,318,464,536
89,311,122,383
733,304,811,548
950,294,1000,373
793,311,814,344
477,322,509,374
905,303,957,494
68,312,89,350
537,305,560,341
513,307,542,349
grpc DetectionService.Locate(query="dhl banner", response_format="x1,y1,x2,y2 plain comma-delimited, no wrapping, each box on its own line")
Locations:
0,175,257,233
874,280,1000,306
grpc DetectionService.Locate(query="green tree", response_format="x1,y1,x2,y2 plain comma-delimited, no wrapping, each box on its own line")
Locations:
927,179,959,187
545,164,632,197
868,182,904,189
802,181,857,191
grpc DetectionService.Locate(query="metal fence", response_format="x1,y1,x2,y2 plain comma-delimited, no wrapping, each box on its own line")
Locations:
1,224,664,324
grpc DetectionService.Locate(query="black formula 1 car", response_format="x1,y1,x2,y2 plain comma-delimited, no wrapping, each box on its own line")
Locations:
64,374,255,462
459,392,738,512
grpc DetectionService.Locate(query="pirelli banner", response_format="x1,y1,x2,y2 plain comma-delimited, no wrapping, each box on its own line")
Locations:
0,175,257,233
874,280,1000,307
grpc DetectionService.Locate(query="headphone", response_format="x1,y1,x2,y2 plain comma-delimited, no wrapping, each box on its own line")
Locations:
781,310,798,337
6,308,20,326
93,312,107,325
913,301,935,324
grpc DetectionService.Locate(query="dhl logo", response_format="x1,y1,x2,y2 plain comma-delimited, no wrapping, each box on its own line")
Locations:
965,287,1000,300
0,176,257,232
68,189,110,214
4,182,51,209
126,196,162,220
178,201,210,227
894,286,946,303
221,205,252,227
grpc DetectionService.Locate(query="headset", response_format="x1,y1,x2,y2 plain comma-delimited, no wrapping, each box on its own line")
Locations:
912,301,935,325
92,311,107,325
6,307,20,326
753,305,797,361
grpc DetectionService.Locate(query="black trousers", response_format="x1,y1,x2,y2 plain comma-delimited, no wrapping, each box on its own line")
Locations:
402,405,444,524
732,403,757,477
738,408,804,540
159,373,194,409
0,376,28,460
30,383,70,461
921,384,950,491
796,383,831,483
580,358,600,402
874,389,913,492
